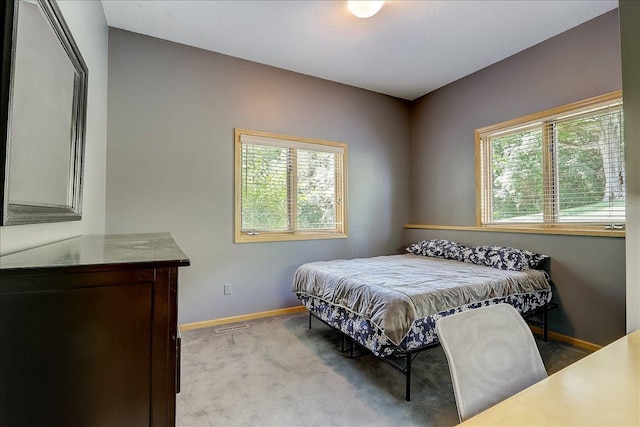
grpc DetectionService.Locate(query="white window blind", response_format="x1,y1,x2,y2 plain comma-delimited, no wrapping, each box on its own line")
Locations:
479,94,625,228
240,143,289,231
236,130,347,242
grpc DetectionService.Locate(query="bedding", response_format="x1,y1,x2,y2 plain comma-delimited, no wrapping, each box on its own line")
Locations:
293,254,552,357
406,239,550,271
405,239,466,260
462,245,549,271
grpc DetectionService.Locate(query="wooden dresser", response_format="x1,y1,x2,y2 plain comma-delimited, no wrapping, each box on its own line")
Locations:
0,233,190,427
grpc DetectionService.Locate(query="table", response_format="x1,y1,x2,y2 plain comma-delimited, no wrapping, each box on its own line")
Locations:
459,329,640,426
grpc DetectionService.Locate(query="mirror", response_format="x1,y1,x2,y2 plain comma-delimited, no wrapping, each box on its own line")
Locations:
0,0,87,225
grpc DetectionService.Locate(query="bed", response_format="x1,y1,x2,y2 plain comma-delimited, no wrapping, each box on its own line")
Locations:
292,240,555,400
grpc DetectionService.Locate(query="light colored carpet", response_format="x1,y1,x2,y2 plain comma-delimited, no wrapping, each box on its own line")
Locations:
176,313,591,427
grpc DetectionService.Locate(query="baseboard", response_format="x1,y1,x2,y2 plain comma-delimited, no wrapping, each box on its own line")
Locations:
180,306,602,352
529,325,602,352
179,305,307,331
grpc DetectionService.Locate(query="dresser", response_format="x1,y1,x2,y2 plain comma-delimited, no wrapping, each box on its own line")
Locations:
0,233,190,427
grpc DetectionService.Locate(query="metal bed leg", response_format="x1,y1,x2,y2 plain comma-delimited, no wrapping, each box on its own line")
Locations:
405,353,412,401
543,306,549,342
305,307,440,402
523,302,557,342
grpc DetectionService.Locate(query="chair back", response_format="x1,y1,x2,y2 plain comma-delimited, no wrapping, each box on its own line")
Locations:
435,303,547,422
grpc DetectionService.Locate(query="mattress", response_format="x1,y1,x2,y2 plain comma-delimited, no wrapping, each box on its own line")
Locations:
293,254,552,356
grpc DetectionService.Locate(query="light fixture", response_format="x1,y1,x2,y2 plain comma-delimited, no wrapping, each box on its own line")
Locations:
348,1,384,19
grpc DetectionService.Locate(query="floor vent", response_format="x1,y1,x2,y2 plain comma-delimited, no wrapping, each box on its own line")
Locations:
215,324,249,334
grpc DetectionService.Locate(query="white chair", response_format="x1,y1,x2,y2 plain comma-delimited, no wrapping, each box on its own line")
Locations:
435,304,548,422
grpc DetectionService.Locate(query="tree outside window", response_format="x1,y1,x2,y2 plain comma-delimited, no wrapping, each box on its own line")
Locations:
235,129,347,243
478,92,624,229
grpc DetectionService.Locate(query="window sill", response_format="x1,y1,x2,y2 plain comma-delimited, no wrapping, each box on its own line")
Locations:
235,231,348,243
404,224,625,238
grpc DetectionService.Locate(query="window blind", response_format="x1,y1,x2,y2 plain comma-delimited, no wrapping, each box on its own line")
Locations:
553,104,624,224
240,143,289,231
479,96,624,227
238,132,345,236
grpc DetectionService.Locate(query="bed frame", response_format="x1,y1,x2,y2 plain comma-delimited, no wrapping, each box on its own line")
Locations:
306,301,558,401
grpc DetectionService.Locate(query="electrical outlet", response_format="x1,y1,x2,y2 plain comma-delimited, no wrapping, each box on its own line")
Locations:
224,283,232,295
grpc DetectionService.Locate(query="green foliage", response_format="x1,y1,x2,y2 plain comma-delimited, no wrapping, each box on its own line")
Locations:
297,150,336,230
490,129,543,221
241,145,338,232
241,145,288,230
556,116,606,211
489,108,624,223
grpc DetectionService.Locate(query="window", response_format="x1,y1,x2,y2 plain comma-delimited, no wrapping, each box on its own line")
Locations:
477,91,624,232
235,129,347,242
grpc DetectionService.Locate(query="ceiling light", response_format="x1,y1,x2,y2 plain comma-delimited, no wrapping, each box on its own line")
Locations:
348,1,384,19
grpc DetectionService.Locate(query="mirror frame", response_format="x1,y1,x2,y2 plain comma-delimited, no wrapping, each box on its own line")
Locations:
0,0,88,226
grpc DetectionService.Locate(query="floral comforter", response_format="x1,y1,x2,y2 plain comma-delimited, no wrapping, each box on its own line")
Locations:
293,254,552,356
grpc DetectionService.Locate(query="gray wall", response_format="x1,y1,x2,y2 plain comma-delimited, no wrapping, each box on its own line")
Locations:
408,10,625,346
106,29,411,324
405,229,625,346
106,10,632,344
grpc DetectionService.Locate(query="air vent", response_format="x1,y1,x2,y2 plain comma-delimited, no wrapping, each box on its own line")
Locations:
215,324,249,334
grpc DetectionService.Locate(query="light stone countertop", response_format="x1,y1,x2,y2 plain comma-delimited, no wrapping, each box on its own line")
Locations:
0,232,190,271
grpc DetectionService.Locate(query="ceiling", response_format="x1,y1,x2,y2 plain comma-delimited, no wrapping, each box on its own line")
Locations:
101,0,618,101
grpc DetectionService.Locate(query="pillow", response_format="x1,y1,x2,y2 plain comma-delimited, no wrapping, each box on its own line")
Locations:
463,245,549,271
406,239,467,260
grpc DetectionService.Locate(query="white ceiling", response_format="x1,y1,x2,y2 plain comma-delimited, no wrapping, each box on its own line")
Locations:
101,0,618,101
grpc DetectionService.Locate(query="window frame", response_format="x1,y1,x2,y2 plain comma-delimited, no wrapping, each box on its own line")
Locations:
475,90,624,236
234,128,348,243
